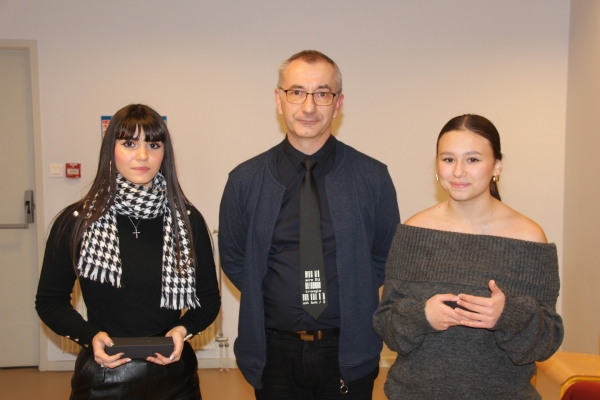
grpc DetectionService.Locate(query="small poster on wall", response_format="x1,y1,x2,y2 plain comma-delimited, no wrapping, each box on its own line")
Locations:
101,116,112,137
101,115,167,138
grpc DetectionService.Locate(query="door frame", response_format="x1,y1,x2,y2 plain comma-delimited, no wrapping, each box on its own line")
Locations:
0,39,47,370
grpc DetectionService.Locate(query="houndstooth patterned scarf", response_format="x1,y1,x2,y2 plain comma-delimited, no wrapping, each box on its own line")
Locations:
77,172,200,310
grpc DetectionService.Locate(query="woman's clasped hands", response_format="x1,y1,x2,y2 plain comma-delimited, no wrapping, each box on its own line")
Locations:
425,280,506,331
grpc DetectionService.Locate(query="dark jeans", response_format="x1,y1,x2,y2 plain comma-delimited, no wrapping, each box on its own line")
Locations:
255,330,378,400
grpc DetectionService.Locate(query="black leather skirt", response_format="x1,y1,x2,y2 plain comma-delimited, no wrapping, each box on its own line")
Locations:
70,341,201,400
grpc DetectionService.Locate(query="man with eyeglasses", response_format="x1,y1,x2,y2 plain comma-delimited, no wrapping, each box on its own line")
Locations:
219,50,400,399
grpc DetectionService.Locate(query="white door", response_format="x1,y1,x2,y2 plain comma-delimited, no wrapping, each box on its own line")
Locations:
0,45,39,367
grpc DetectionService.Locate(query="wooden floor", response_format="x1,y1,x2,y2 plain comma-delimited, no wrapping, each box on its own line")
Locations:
0,366,389,399
0,366,562,399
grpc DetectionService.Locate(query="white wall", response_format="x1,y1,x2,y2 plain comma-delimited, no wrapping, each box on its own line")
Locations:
562,0,600,354
0,0,571,365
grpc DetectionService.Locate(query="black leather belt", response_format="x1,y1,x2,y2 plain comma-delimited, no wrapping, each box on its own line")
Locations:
268,328,340,341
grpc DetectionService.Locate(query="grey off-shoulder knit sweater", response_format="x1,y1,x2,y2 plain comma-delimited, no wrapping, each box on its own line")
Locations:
373,225,563,400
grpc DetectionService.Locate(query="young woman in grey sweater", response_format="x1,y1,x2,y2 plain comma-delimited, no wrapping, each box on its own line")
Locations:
374,114,563,400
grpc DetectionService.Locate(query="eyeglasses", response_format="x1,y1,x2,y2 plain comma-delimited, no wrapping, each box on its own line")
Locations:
279,88,337,106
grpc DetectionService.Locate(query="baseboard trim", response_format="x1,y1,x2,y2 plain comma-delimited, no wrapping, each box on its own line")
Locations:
38,360,75,371
379,356,396,368
38,358,240,371
39,357,392,372
197,358,239,369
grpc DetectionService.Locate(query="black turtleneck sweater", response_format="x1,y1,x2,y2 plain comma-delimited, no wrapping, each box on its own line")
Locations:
36,204,220,348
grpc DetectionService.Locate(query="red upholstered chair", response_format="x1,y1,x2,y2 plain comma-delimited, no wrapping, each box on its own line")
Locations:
561,381,600,400
536,352,600,398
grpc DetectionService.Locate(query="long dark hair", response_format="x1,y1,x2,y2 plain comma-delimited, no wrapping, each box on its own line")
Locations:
437,114,503,201
58,104,196,270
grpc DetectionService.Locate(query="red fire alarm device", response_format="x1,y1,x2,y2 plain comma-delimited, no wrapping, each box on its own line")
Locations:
66,163,81,179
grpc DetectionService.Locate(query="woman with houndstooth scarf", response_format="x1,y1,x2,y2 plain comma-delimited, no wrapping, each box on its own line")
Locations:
36,104,220,399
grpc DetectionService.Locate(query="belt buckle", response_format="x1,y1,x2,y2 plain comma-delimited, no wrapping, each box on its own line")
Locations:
299,331,322,341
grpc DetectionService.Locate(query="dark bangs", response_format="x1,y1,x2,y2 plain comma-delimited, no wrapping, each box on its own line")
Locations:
115,107,167,143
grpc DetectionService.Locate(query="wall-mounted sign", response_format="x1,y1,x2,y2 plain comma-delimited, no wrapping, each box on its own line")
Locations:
66,163,81,179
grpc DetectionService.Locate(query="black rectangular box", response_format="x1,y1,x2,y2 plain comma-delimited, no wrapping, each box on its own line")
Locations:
105,337,174,359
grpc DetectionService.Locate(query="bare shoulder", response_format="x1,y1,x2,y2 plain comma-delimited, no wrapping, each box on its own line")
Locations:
494,203,548,243
404,203,446,230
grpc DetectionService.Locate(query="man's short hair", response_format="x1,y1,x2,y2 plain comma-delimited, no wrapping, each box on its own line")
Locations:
277,50,343,93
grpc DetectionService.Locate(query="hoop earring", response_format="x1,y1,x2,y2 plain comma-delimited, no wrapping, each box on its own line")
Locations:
435,173,439,182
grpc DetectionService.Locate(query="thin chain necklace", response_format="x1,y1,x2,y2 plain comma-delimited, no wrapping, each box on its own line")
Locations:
445,198,494,234
128,216,141,239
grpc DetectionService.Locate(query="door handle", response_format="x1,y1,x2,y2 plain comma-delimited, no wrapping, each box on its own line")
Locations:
0,190,35,229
